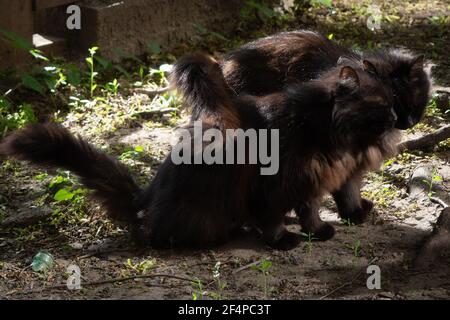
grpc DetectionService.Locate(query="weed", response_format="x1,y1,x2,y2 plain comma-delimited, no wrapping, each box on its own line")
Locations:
86,47,99,98
299,231,318,253
104,79,120,95
191,278,206,300
345,240,362,257
422,167,443,198
210,261,227,300
251,259,272,299
125,258,156,274
341,218,355,228
119,146,145,161
0,102,37,135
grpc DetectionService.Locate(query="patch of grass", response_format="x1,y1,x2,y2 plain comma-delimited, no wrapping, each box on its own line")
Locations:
362,171,401,209
125,258,157,275
0,101,37,136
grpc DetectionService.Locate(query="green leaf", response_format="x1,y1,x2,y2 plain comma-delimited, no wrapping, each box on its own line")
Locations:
192,23,208,34
54,189,75,202
21,75,45,95
89,46,99,56
114,65,131,80
0,29,33,50
66,65,81,86
29,49,49,61
95,55,112,69
311,0,333,7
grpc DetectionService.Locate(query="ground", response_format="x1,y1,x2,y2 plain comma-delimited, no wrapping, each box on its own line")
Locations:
0,0,449,299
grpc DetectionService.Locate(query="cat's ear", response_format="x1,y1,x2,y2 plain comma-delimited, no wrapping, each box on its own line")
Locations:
362,60,378,76
410,55,424,70
338,66,360,91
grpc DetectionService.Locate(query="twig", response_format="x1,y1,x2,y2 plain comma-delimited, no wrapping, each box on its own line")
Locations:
232,260,262,274
398,124,450,151
430,197,449,209
319,257,378,300
9,273,197,295
133,86,171,95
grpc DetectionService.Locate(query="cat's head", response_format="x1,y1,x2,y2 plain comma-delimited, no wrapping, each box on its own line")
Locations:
331,65,397,148
362,49,431,130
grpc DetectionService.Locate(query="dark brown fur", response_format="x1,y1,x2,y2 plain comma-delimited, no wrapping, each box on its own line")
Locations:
222,30,431,129
170,53,400,244
1,52,399,250
219,31,430,226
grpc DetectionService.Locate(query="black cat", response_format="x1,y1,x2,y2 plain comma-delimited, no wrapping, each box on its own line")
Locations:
219,30,431,226
221,30,431,130
1,53,399,250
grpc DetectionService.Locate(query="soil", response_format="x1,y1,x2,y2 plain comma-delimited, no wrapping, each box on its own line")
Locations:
0,0,449,300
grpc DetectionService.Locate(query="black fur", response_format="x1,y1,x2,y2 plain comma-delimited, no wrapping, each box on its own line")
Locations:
221,30,431,130
0,124,141,224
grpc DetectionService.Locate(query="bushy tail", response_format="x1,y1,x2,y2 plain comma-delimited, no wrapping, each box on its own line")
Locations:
0,123,142,225
171,52,241,128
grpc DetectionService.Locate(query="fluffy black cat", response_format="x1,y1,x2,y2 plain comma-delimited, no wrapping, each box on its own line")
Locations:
2,52,401,251
219,30,431,226
222,30,431,129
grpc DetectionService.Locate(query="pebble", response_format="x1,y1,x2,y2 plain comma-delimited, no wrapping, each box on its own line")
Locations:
70,242,83,250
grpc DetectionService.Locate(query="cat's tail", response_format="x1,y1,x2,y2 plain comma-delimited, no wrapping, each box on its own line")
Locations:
0,123,142,225
171,52,241,128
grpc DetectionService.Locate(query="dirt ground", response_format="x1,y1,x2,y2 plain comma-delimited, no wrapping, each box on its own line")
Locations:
1,118,449,300
0,0,449,300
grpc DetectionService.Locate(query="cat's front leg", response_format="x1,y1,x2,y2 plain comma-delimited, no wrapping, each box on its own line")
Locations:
332,172,373,225
296,200,335,241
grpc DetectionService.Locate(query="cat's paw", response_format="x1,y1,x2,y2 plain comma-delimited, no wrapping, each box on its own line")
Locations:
270,231,302,251
340,198,374,225
302,222,335,241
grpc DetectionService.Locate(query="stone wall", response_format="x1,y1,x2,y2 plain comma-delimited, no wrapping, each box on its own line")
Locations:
2,0,243,68
73,0,243,60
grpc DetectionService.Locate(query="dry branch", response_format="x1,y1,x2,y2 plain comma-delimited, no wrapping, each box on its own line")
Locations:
133,86,171,95
398,124,450,151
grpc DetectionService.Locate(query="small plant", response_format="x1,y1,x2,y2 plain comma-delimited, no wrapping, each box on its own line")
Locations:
119,146,145,161
104,79,120,95
309,0,333,8
422,167,443,198
210,261,227,300
241,1,277,21
299,231,318,253
86,47,99,98
0,101,37,135
251,259,272,299
149,63,173,87
191,278,205,301
341,217,355,228
345,240,361,257
125,258,156,274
